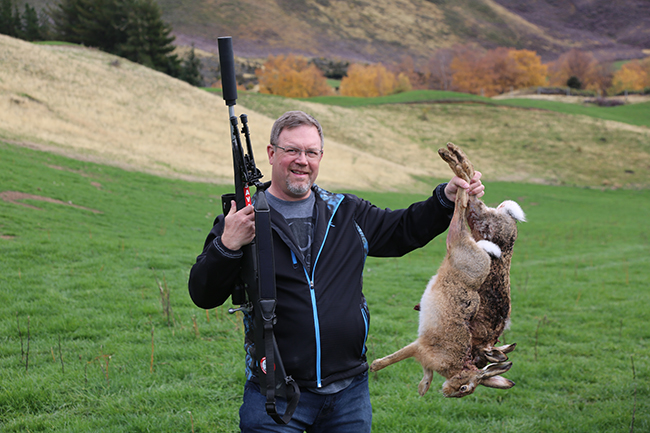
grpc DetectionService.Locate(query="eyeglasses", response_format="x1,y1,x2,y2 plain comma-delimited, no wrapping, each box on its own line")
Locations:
274,145,322,160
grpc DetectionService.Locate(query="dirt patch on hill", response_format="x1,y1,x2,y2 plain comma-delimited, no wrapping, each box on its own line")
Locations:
0,191,103,213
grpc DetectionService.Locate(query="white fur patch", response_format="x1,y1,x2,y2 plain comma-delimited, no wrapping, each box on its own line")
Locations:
477,240,501,258
497,200,526,222
418,275,440,334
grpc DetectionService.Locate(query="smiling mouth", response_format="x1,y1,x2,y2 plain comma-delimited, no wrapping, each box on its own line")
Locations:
291,169,309,177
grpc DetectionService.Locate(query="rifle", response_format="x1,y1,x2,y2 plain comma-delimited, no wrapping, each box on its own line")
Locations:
217,36,300,425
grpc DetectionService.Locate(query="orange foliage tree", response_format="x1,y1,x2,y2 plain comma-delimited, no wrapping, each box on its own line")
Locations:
256,54,332,98
450,46,547,96
506,49,548,88
610,58,650,93
450,45,497,96
547,49,599,90
339,63,411,97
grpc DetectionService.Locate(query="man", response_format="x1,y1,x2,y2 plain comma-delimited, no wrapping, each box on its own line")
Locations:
188,111,484,432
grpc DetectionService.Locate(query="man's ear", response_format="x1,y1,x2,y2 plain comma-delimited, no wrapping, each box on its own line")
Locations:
267,144,276,164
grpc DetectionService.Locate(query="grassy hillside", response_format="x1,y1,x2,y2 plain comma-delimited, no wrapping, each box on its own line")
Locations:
238,91,650,189
1,140,649,432
3,35,649,193
0,35,420,193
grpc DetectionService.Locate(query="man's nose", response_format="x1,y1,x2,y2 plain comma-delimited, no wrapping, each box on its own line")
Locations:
294,151,309,163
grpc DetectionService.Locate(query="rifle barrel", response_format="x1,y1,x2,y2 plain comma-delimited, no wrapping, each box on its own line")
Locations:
217,37,238,107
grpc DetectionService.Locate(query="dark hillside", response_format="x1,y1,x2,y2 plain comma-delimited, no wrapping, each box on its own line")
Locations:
20,0,650,63
155,0,650,63
493,0,650,61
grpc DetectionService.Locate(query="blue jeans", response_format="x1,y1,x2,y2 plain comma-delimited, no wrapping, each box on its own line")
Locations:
239,372,372,433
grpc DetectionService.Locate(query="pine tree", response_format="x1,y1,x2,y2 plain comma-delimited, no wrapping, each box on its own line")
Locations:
49,0,84,43
75,0,128,52
0,0,17,36
22,3,42,41
49,0,180,77
180,44,202,86
117,0,180,76
11,2,19,36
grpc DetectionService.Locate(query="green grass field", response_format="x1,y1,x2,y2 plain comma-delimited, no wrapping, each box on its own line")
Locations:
1,139,648,432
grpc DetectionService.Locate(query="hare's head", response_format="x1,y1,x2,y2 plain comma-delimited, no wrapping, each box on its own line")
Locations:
442,362,515,398
468,200,525,252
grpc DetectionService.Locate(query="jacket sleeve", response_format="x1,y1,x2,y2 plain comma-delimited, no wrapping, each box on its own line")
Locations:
356,183,455,257
188,215,243,309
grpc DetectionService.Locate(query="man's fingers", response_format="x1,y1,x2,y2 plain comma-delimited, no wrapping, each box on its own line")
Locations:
228,200,237,215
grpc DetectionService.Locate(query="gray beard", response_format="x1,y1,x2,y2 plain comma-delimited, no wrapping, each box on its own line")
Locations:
287,179,311,196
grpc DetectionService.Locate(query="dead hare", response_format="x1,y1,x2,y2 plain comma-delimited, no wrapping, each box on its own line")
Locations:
370,143,525,398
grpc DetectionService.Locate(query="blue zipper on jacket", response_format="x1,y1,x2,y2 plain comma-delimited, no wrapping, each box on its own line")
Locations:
360,306,369,356
293,193,343,388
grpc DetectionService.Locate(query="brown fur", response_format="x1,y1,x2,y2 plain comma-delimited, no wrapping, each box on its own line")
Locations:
466,196,523,367
370,143,518,398
443,143,525,368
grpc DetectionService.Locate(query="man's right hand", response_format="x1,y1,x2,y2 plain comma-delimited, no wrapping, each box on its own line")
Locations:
221,200,256,251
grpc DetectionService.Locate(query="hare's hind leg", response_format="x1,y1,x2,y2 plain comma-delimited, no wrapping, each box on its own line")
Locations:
438,142,475,182
370,342,419,372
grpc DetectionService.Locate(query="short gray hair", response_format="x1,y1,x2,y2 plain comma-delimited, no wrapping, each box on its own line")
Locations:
270,111,324,148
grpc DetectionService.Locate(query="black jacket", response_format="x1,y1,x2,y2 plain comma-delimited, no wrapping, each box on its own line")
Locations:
188,183,454,389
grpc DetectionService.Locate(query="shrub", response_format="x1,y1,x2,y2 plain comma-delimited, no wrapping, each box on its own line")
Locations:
567,76,582,89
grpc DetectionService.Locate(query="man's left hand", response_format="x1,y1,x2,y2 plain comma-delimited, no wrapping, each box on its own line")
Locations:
444,171,485,202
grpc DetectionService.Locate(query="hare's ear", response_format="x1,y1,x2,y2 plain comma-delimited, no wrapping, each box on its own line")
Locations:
497,200,526,222
481,375,515,389
481,361,512,378
484,342,518,363
498,343,517,354
479,362,515,389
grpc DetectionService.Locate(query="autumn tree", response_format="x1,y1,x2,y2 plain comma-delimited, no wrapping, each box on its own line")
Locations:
450,45,497,96
391,55,428,90
589,62,614,95
547,49,599,90
507,49,547,88
610,58,650,94
450,46,547,96
426,48,455,91
256,54,332,98
340,62,411,97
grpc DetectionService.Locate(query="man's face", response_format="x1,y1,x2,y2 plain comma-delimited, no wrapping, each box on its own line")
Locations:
267,125,323,201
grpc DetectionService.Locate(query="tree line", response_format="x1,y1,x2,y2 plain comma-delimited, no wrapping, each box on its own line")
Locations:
256,46,650,99
0,0,201,86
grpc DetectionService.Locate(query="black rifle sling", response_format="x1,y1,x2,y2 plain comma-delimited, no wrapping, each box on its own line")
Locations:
254,191,300,425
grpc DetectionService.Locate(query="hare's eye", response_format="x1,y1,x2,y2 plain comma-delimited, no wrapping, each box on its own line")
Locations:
460,385,468,392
